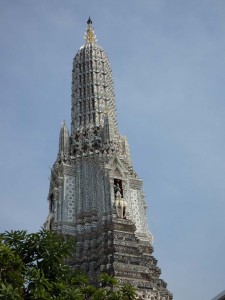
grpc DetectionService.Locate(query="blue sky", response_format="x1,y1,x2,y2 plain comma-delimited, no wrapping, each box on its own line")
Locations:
0,1,225,299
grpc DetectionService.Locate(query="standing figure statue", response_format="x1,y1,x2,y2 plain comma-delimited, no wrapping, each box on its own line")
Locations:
114,183,127,219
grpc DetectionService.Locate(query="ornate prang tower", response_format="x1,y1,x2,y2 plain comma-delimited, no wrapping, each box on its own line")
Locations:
45,18,172,299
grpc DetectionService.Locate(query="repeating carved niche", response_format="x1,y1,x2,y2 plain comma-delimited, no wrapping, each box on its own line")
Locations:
64,176,76,222
130,189,143,232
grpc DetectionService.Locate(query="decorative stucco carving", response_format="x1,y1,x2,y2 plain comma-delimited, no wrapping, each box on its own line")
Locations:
44,19,172,300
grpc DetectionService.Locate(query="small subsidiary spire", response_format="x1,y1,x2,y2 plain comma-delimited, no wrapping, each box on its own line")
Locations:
84,17,97,44
58,120,69,162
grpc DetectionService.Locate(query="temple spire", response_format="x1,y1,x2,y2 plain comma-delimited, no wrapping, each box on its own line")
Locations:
45,21,172,300
58,120,69,162
72,19,118,139
84,17,97,44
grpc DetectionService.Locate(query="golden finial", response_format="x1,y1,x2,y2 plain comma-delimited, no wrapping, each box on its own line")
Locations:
84,17,97,44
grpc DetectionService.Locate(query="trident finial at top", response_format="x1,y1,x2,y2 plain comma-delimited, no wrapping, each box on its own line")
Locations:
87,17,92,24
84,17,97,44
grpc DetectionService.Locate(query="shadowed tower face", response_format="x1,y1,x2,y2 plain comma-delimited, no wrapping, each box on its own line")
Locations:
45,19,172,300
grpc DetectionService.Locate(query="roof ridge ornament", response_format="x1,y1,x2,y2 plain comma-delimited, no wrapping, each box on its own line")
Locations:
84,17,97,44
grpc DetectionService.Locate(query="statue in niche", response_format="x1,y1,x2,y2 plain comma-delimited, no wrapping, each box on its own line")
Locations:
114,182,121,196
114,183,127,219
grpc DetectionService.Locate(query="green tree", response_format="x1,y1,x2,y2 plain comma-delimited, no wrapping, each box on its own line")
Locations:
0,229,76,299
121,283,138,300
0,229,137,300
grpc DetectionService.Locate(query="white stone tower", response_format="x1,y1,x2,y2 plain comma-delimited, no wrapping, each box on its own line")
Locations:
45,18,172,299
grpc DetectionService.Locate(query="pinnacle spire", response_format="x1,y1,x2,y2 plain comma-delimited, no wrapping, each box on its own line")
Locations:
84,17,97,44
58,120,69,161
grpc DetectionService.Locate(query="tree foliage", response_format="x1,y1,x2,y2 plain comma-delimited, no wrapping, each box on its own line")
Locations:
0,229,137,299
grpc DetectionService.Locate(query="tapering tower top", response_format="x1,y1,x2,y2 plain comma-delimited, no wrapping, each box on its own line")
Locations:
84,17,97,44
71,18,119,142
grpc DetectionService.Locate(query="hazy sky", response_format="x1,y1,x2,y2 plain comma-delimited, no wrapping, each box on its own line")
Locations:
0,1,225,299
